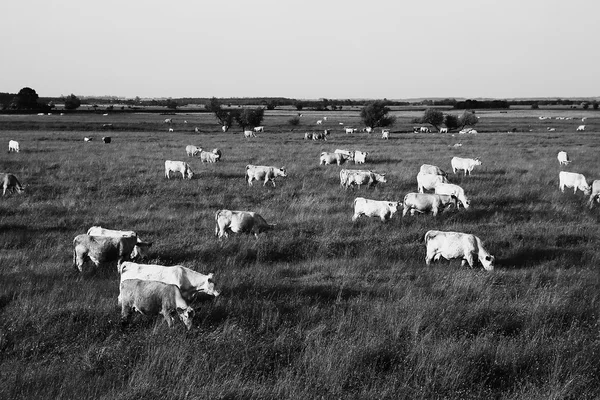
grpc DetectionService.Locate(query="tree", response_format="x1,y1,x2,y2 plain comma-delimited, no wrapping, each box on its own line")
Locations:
421,108,444,131
444,114,460,131
459,111,479,129
295,102,304,111
165,99,178,110
593,101,599,110
360,101,396,129
13,87,40,110
265,100,278,110
63,94,81,110
205,97,238,130
288,116,300,126
235,107,264,131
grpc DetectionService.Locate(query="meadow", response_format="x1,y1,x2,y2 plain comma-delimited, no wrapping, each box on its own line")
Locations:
0,108,599,399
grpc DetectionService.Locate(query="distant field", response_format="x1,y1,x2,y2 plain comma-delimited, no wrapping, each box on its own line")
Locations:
0,109,599,399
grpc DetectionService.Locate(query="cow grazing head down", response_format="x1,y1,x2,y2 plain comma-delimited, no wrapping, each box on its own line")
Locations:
481,255,495,271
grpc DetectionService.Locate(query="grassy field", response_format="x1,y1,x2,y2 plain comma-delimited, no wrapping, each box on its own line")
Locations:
0,108,599,399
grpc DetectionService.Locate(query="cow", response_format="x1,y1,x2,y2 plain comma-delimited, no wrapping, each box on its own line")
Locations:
200,149,221,163
451,157,482,176
323,117,327,121
244,130,256,138
119,262,220,302
323,129,331,137
559,171,591,195
86,226,152,260
577,125,585,131
352,197,400,222
118,279,195,330
339,169,387,190
320,152,350,166
424,230,495,271
304,132,312,140
8,140,19,153
195,127,200,133
440,127,448,133
212,148,222,160
363,127,373,134
417,171,448,193
353,150,368,164
168,128,174,132
419,164,447,177
557,151,571,166
420,127,430,133
588,180,600,209
245,165,287,186
1,173,25,196
102,137,111,144
164,118,173,124
334,149,354,161
345,128,354,134
73,234,139,273
165,160,194,180
312,132,328,141
434,183,470,209
403,193,457,216
582,117,587,122
84,137,93,142
381,129,390,139
186,145,202,157
221,125,228,133
215,209,275,238
254,126,264,133
316,120,323,125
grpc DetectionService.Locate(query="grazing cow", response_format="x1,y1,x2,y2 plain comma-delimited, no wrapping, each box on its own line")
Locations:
102,137,111,144
118,279,195,330
244,130,256,138
86,226,152,260
304,132,312,140
363,127,373,134
381,129,390,139
164,118,172,124
547,128,556,132
73,234,139,273
1,173,25,196
102,123,113,129
417,171,448,193
588,180,600,209
165,160,194,180
582,117,587,122
245,165,287,186
316,120,323,125
254,126,264,133
323,117,327,121
345,128,354,134
103,113,109,116
320,152,350,166
353,150,368,164
195,127,200,133
559,171,591,195
352,197,400,222
451,157,482,176
403,193,457,216
323,129,331,136
557,151,571,166
84,137,93,142
312,132,328,141
200,149,221,163
420,126,430,133
186,145,202,157
440,127,448,133
340,169,387,190
215,209,275,238
168,128,174,132
419,164,447,177
434,183,470,209
425,230,495,271
8,140,19,153
120,262,220,302
576,125,585,131
334,149,354,161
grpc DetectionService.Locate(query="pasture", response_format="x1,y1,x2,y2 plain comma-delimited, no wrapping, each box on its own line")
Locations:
1,108,599,399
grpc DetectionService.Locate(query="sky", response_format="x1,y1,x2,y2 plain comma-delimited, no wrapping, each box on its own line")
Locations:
1,0,599,100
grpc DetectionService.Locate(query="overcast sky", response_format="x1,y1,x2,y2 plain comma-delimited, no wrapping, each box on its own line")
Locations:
2,0,598,99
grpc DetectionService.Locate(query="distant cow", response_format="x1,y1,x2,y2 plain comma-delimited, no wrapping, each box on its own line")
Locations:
312,132,328,141
244,130,256,138
451,157,482,176
419,164,447,177
186,145,202,157
413,127,420,133
245,165,287,186
102,137,111,144
73,234,139,273
102,124,113,129
340,169,387,190
440,127,448,133
424,230,495,271
434,183,470,209
304,132,312,140
8,140,19,153
334,149,354,161
254,126,264,133
316,120,323,125
200,149,221,163
1,173,25,196
168,128,174,132
86,226,152,260
352,197,400,222
84,137,93,142
557,151,571,166
381,129,390,139
353,150,368,164
588,180,600,209
420,126,430,133
195,127,200,133
320,152,350,166
403,193,457,216
417,171,448,193
345,128,354,134
215,209,275,238
576,125,585,131
165,160,194,180
164,118,173,124
559,171,590,195
221,125,228,133
119,279,195,330
363,127,373,134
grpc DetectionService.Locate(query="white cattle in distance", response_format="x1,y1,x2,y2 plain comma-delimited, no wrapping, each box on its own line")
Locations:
118,279,195,330
420,126,431,133
353,150,368,164
73,234,139,273
352,197,400,222
434,183,470,209
200,149,221,163
312,132,328,141
424,230,495,271
87,226,152,260
215,209,275,238
588,180,600,209
345,128,354,134
195,127,201,133
340,169,387,190
221,125,228,133
363,127,373,134
245,165,287,186
417,171,449,193
440,127,448,133
323,116,327,121
320,152,350,166
557,151,571,166
559,171,591,195
253,126,264,133
168,128,174,132
316,120,323,125
403,193,458,216
576,125,585,131
304,132,312,140
1,173,25,196
8,140,19,153
165,160,194,180
244,130,256,138
582,117,587,122
419,164,447,177
381,129,390,139
186,145,202,157
84,137,93,142
451,157,482,176
334,149,354,161
164,118,173,124
119,262,220,302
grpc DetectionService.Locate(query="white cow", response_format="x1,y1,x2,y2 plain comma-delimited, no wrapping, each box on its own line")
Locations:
118,279,195,330
451,157,482,176
381,129,390,139
316,120,323,125
215,209,275,238
557,151,571,166
434,183,470,209
165,160,194,180
417,171,448,193
86,226,152,260
254,126,264,133
8,140,19,153
345,128,354,134
320,152,350,166
588,180,600,209
168,128,174,132
200,149,221,163
419,164,447,177
363,127,373,134
424,230,495,271
440,127,448,133
559,171,591,195
334,149,354,161
195,127,200,133
164,118,173,123
84,137,93,142
1,173,25,196
304,132,312,140
73,234,139,273
245,165,287,186
353,150,368,164
403,193,458,216
244,130,256,138
420,126,430,133
340,169,387,190
577,125,585,131
221,125,228,133
186,145,202,157
352,197,400,222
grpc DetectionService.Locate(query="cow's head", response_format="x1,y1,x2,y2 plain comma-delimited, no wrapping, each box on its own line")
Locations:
583,185,592,196
461,199,470,209
186,169,194,179
388,202,400,214
177,306,195,330
481,255,495,271
375,173,387,184
131,241,152,259
193,273,220,299
277,167,287,177
474,159,482,166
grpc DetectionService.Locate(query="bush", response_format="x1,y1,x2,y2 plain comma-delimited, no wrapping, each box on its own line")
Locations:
360,101,396,128
288,117,300,126
64,94,81,110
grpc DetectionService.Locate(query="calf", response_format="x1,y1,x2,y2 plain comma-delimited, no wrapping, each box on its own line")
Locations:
8,140,19,153
186,145,202,157
557,151,571,166
353,150,368,164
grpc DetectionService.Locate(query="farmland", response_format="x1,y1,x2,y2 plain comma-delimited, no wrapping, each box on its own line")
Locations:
0,108,599,399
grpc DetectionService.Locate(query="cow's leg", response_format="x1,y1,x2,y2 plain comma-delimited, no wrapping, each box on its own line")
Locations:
402,206,409,217
432,207,438,216
425,249,436,266
121,305,133,328
352,212,361,221
464,252,475,268
162,311,174,328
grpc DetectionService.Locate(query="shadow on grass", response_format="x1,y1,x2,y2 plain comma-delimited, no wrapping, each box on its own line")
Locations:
497,247,585,269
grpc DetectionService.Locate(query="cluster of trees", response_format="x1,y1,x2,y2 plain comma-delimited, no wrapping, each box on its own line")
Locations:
205,97,264,131
454,99,509,109
417,109,479,132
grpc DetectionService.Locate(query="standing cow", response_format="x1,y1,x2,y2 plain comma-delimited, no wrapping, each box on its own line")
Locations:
340,169,387,190
245,165,287,186
424,230,495,271
215,209,275,238
451,157,482,176
73,234,140,273
320,152,350,166
186,145,202,157
559,171,590,195
417,171,448,193
352,197,400,222
434,183,470,209
8,140,19,153
165,160,194,180
403,193,457,216
557,151,571,166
